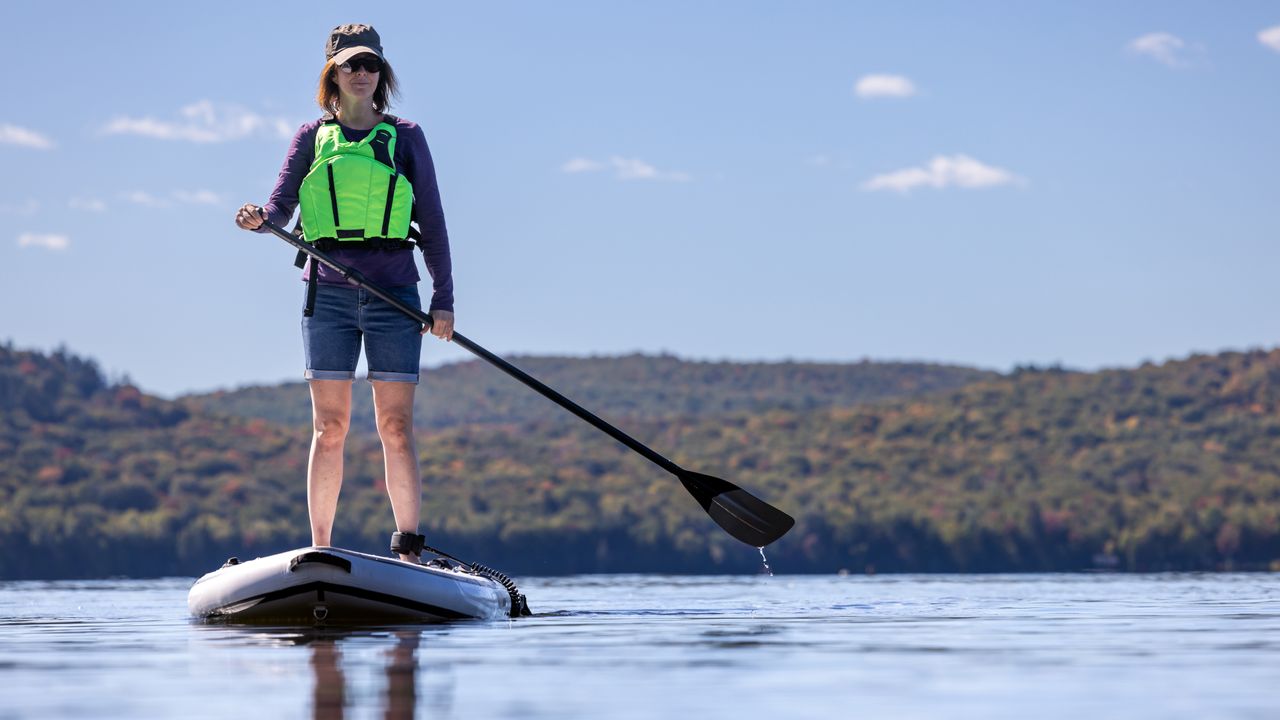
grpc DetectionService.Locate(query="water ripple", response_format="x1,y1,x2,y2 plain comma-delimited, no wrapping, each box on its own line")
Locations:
0,573,1278,719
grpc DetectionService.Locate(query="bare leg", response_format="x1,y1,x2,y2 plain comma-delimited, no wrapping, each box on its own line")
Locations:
308,379,352,547
372,381,421,562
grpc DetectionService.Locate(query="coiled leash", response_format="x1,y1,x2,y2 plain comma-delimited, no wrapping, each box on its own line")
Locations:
391,532,531,618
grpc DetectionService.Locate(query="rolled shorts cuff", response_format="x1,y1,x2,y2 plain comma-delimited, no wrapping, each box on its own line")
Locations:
367,370,420,384
305,369,357,382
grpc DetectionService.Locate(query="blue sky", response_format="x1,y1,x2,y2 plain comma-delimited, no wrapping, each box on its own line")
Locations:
3,1,1279,397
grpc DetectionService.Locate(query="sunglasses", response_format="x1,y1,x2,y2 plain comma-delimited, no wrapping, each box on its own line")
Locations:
338,55,383,74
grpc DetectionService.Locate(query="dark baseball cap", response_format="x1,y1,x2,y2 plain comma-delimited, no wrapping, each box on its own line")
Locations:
326,24,384,65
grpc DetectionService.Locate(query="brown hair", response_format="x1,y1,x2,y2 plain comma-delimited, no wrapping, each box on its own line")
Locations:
316,58,400,115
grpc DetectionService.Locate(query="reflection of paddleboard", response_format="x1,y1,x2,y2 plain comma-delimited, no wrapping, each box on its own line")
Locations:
188,547,524,624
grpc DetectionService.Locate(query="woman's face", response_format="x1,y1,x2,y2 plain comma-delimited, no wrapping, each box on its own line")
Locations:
333,54,381,103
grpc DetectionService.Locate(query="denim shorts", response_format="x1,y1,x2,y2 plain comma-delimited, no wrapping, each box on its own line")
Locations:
302,284,423,383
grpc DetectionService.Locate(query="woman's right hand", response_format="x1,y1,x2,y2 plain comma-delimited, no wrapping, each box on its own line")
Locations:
235,203,265,230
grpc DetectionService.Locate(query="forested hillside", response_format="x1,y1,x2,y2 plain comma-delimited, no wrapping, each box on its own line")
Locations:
2,343,1278,579
189,354,998,431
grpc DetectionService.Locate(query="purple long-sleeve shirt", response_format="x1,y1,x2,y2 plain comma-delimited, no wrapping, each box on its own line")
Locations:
260,116,454,312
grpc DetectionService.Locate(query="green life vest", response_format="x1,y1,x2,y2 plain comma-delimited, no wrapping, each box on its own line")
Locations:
297,116,415,247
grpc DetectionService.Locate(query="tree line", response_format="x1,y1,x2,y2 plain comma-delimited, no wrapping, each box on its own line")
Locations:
2,342,1278,578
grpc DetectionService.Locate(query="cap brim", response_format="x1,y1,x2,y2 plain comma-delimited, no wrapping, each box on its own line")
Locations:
331,46,383,65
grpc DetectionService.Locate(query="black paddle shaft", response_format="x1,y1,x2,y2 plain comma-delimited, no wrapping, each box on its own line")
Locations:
259,217,794,547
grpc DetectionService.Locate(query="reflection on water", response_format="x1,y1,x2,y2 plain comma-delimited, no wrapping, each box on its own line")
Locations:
305,631,421,720
310,638,346,718
1,574,1278,719
382,633,420,720
200,626,439,720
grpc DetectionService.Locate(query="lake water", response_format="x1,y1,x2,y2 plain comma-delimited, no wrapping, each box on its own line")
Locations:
1,573,1277,719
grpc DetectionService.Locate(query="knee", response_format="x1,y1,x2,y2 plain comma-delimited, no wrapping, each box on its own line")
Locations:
313,415,349,450
377,414,414,450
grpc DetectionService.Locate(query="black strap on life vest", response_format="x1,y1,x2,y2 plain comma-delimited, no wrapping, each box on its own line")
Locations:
290,223,322,318
294,223,422,318
317,235,414,249
382,174,397,237
369,127,394,168
325,164,341,227
365,127,399,237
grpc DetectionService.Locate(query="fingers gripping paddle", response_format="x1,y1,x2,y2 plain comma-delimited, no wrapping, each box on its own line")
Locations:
260,217,795,547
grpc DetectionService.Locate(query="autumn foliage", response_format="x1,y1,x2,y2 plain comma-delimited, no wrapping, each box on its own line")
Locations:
2,342,1278,579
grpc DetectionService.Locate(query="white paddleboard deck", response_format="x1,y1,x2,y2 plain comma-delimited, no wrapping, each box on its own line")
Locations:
188,546,513,624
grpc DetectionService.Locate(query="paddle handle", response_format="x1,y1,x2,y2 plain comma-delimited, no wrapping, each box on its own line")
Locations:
259,218,684,478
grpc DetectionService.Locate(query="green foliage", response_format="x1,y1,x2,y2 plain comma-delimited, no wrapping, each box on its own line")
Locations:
190,354,998,431
2,342,1279,579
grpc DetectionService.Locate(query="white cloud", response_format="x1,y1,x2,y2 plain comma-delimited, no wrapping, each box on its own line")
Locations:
0,124,55,150
121,189,225,208
612,157,660,180
1127,32,1189,67
102,100,294,143
122,191,169,208
69,197,107,212
172,189,223,205
562,156,690,182
1260,25,1280,52
854,74,917,99
807,154,832,167
562,157,605,174
861,155,1024,193
614,156,691,182
18,233,69,251
0,198,39,215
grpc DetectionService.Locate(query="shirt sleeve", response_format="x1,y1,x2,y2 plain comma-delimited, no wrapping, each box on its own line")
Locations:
258,122,318,232
402,123,455,313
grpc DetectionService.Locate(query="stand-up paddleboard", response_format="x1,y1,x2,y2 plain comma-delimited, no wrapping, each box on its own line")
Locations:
189,546,529,624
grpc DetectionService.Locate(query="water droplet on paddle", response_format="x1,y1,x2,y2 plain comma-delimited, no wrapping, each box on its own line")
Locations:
758,547,773,577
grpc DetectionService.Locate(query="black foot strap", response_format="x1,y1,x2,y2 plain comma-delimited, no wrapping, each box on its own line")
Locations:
390,531,426,556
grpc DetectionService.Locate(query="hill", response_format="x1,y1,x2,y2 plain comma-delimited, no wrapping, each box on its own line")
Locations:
3,343,1279,578
187,354,998,431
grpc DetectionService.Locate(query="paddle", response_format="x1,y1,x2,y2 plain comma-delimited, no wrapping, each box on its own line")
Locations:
258,216,795,547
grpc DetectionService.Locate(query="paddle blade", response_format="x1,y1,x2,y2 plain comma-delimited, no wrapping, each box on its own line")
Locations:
678,471,795,548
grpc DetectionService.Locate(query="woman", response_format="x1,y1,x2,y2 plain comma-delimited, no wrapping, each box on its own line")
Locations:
234,24,452,564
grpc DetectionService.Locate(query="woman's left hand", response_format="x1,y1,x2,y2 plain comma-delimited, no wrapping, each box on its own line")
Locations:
426,310,454,341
